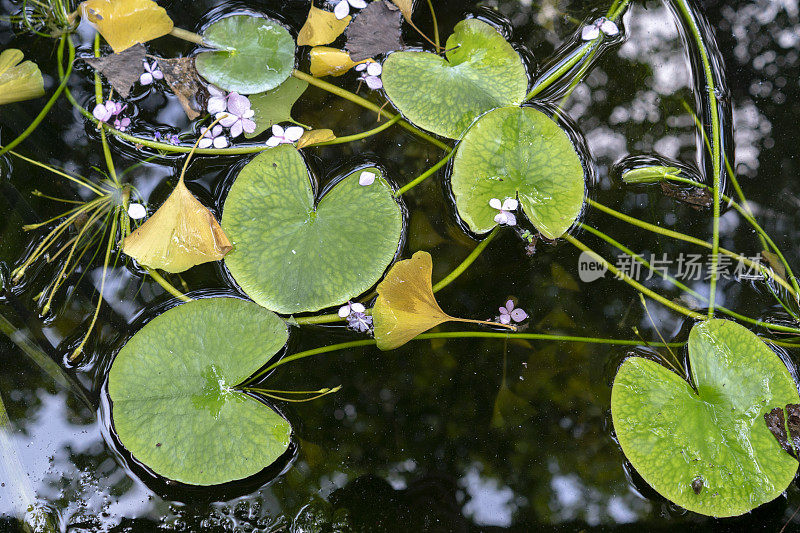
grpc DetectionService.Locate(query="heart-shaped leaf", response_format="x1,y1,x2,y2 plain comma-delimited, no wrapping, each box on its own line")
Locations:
611,319,800,517
222,145,404,314
382,18,528,139
0,49,44,105
246,77,309,138
80,0,174,54
108,297,291,486
196,15,295,94
450,106,585,239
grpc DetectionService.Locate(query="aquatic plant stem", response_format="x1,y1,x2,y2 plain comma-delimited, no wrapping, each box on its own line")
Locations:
588,199,798,298
169,27,204,45
249,332,688,380
580,223,800,334
313,114,402,146
0,36,74,159
94,34,120,188
433,226,500,293
426,0,440,50
291,70,451,152
564,233,705,320
146,268,192,302
673,0,722,318
396,148,456,196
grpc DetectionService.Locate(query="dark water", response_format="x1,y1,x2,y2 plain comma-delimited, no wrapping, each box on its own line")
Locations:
2,0,800,530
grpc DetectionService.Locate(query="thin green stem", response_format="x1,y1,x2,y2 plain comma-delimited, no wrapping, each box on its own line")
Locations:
4,149,105,195
580,223,800,334
94,34,119,188
146,268,191,302
169,27,204,45
292,313,343,325
564,233,706,320
313,114,401,146
588,198,798,298
0,36,74,158
292,70,450,151
426,0,440,50
395,148,456,196
433,226,500,293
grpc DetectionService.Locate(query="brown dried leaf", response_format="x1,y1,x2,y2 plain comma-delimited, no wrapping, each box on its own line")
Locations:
660,181,713,209
156,57,206,120
298,6,351,47
345,0,404,61
296,129,337,149
765,407,794,457
83,44,145,98
123,179,232,273
786,403,800,455
761,250,787,279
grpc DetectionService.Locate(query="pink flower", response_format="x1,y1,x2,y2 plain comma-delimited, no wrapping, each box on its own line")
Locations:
216,92,256,138
498,300,528,325
266,124,304,147
92,100,125,123
140,60,163,85
355,62,383,90
198,125,228,149
489,197,518,226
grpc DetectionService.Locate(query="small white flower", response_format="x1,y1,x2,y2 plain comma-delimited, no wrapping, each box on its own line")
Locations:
333,0,367,19
338,301,366,318
498,300,528,325
128,203,147,220
489,197,518,226
140,60,163,85
355,62,383,90
359,171,376,186
581,17,620,41
198,125,228,149
207,85,228,115
266,124,305,147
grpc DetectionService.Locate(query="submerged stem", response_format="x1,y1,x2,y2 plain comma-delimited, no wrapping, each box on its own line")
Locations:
432,226,501,293
395,148,455,196
146,268,192,302
313,114,401,146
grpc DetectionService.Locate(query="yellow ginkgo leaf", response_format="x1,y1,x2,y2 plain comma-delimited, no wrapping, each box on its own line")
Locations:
390,0,414,22
123,178,232,273
372,251,512,350
80,0,174,54
297,129,337,149
0,49,45,105
298,6,350,47
309,46,370,77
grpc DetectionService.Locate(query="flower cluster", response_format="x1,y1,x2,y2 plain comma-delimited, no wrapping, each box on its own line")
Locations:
266,124,304,147
339,301,373,333
93,100,130,131
581,17,620,41
153,131,180,145
355,62,383,90
489,197,518,226
203,86,257,148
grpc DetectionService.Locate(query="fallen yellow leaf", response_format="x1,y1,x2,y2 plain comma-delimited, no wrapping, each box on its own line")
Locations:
123,178,232,273
298,6,350,47
309,46,370,77
297,129,337,149
372,251,513,350
390,0,413,22
0,49,44,105
80,0,174,54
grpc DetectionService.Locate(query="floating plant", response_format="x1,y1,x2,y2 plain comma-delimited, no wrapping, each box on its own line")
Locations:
611,319,800,517
381,18,528,139
108,298,291,486
222,145,403,314
79,0,174,53
0,48,45,105
450,106,586,239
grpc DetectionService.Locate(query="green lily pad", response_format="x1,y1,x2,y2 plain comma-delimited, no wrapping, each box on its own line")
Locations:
246,77,309,139
108,298,291,486
611,319,799,517
196,15,295,94
381,18,528,139
222,145,403,314
450,106,585,239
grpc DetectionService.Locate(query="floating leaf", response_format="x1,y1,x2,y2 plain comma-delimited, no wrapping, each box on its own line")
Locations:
611,319,800,517
0,49,44,105
123,178,232,273
156,57,206,120
80,0,174,54
298,5,351,47
83,44,145,98
621,165,681,184
108,297,291,486
450,106,585,239
309,47,368,77
382,19,527,139
372,251,507,350
196,15,295,94
247,78,309,138
297,129,336,148
222,145,403,314
390,0,414,22
345,0,403,61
